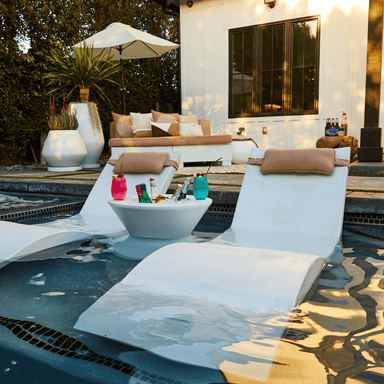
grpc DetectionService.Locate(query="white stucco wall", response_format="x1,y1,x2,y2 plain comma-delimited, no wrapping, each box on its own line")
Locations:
180,0,372,149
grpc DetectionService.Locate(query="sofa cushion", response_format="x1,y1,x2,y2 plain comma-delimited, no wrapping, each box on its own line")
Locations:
179,123,204,137
179,114,199,124
112,112,128,124
109,134,232,148
116,116,134,138
151,110,179,123
132,127,152,138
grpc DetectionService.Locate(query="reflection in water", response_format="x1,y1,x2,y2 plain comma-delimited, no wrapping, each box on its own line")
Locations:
1,227,384,383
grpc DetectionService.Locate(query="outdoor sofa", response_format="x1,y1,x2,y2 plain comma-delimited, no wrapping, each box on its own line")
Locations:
109,111,232,168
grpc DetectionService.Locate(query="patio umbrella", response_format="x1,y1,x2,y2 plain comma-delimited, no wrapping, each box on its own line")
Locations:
73,22,180,114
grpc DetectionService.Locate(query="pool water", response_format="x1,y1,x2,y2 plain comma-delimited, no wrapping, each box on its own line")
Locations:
0,225,384,383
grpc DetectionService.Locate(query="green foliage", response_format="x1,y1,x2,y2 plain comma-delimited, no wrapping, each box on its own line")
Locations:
44,43,120,102
0,0,180,165
48,109,79,131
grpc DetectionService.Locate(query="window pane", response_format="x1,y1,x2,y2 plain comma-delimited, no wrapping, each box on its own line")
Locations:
244,30,253,73
273,26,284,70
304,20,317,66
262,27,272,70
243,72,253,113
233,32,243,73
262,71,272,112
291,68,303,112
292,22,304,68
272,70,283,112
304,67,315,110
232,74,242,114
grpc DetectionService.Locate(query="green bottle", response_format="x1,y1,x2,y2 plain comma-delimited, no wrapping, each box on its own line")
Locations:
140,183,152,203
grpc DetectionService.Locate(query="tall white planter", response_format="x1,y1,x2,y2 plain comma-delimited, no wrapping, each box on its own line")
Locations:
70,102,105,169
42,130,87,172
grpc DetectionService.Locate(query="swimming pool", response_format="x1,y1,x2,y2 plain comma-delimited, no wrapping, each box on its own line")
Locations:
0,224,383,383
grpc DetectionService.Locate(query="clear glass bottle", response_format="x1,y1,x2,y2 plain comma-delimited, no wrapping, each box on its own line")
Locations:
149,178,166,203
178,177,191,201
340,111,348,136
170,184,182,202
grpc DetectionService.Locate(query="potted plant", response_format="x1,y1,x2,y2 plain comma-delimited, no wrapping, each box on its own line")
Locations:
41,101,88,172
43,43,120,102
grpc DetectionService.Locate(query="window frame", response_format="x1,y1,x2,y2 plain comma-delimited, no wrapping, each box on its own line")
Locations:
228,16,320,118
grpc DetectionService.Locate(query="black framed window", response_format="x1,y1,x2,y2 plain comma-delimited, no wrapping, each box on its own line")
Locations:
229,17,320,117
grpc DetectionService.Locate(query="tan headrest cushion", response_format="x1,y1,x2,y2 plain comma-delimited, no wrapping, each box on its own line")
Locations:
256,148,338,174
108,152,178,173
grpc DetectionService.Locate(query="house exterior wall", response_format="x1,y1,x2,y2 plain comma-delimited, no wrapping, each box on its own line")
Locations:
180,0,374,149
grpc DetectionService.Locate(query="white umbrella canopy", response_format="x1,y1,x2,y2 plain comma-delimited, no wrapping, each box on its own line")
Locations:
73,22,180,113
73,22,179,59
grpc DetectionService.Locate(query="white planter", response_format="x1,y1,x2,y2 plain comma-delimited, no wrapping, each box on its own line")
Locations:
42,130,87,172
231,139,257,164
70,103,105,169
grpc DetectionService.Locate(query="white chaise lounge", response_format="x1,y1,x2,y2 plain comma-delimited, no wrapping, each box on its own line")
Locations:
0,151,180,266
74,147,350,382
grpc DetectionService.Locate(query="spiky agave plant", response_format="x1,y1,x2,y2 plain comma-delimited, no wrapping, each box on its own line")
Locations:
44,42,120,102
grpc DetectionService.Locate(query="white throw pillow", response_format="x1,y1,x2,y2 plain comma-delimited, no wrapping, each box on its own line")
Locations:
179,114,199,124
131,112,152,129
179,123,204,137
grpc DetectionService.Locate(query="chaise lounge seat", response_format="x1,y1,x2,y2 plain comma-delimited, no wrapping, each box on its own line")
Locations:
0,152,180,267
74,147,350,382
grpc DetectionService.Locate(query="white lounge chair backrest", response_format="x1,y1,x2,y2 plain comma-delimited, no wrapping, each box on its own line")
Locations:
80,151,180,217
232,147,350,239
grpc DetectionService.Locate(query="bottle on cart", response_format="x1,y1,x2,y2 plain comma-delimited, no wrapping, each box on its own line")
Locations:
325,118,331,136
135,184,142,202
329,118,337,136
170,184,183,202
340,111,348,136
139,183,152,203
149,178,166,203
178,177,191,201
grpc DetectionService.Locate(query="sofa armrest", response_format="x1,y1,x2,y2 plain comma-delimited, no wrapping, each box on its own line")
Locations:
110,121,123,139
198,119,211,136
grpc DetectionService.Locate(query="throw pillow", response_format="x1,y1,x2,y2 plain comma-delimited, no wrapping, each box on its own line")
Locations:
157,114,177,124
151,122,180,137
112,112,127,123
131,112,152,130
179,114,199,124
116,116,134,138
179,123,204,137
132,127,152,138
151,110,179,123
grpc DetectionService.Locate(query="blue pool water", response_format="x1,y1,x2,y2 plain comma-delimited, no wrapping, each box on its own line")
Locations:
0,199,384,382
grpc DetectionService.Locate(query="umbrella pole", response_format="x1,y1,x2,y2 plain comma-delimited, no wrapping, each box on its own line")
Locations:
119,46,126,115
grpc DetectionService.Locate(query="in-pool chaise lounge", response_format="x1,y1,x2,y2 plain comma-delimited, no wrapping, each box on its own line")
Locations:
74,147,350,382
0,151,180,266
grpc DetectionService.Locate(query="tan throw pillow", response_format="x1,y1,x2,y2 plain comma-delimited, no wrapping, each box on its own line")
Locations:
112,112,127,123
260,148,336,175
132,128,152,138
157,114,177,124
179,114,199,124
110,152,170,173
116,116,133,138
179,123,204,137
151,110,179,123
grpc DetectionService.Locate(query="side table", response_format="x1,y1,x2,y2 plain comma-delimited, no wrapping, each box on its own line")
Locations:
231,138,258,164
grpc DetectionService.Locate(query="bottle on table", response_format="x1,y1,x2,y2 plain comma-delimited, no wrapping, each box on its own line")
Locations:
139,183,152,203
325,118,331,136
329,118,337,136
178,177,191,201
340,111,348,136
135,184,142,203
149,177,167,203
170,184,183,202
